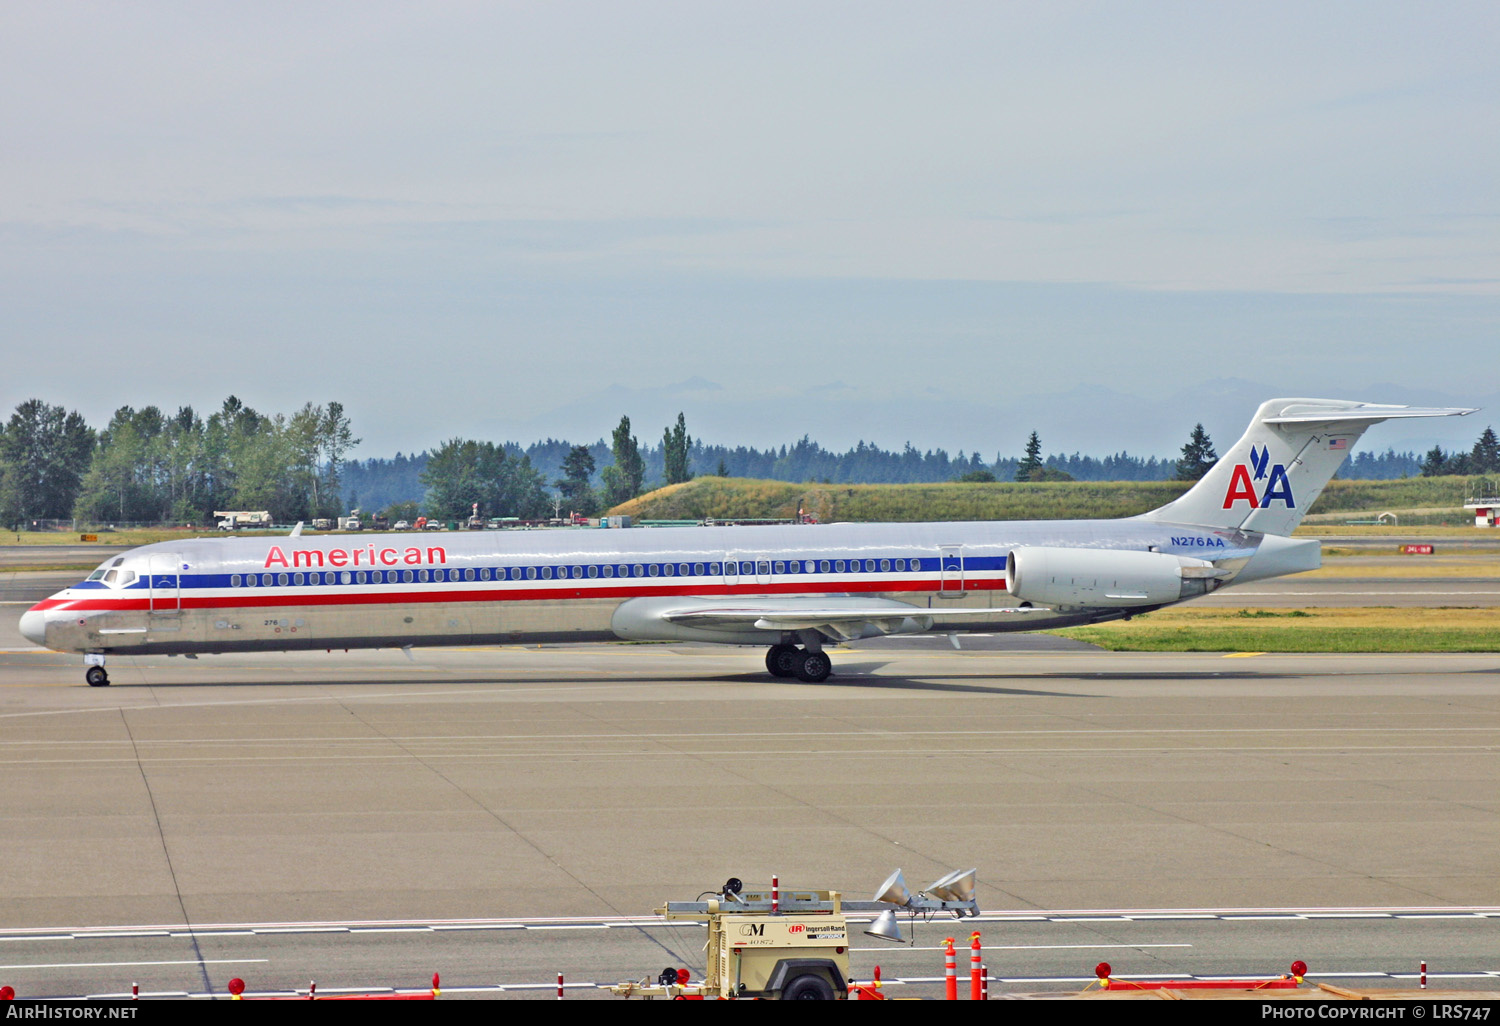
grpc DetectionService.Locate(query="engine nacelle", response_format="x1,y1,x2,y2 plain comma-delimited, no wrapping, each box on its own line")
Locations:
1005,546,1220,608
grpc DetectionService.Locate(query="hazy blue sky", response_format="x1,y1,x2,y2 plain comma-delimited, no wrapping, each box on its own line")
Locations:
2,2,1496,458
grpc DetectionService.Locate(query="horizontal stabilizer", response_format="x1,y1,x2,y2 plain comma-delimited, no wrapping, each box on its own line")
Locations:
1261,402,1478,424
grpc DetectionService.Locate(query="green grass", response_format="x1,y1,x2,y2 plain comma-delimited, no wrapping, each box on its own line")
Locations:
1054,607,1500,653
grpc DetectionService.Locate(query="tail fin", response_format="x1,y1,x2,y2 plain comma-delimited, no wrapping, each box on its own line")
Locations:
1140,398,1476,536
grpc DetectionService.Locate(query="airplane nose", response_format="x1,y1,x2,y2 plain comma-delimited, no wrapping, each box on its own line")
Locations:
19,607,47,646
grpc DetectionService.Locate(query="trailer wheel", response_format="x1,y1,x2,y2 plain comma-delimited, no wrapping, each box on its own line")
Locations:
781,974,835,1000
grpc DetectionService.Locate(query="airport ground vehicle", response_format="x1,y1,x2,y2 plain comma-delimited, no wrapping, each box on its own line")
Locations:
20,398,1475,685
214,510,273,531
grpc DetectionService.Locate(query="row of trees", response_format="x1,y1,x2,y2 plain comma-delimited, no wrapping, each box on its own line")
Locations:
346,419,1203,516
1420,428,1500,478
0,397,358,526
978,423,1218,485
7,396,1496,528
72,398,360,524
341,419,1482,520
388,413,693,523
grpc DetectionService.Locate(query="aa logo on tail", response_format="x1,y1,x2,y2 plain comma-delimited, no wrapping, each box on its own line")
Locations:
1222,444,1295,509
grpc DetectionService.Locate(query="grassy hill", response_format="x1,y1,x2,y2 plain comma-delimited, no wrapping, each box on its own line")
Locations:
611,475,1478,524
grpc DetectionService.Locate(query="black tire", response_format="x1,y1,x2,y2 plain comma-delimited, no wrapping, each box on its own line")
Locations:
85,666,109,687
766,644,799,678
796,650,831,683
781,974,836,1000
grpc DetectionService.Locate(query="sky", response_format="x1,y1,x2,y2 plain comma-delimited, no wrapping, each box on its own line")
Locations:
2,2,1497,460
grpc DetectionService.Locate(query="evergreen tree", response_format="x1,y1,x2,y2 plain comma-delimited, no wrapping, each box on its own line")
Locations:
1015,431,1043,482
662,412,692,485
1420,445,1449,477
1471,427,1500,475
1174,423,1218,481
342,451,429,514
556,444,597,515
602,415,645,506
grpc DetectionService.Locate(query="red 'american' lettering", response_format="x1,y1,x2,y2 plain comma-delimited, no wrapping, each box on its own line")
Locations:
263,545,448,569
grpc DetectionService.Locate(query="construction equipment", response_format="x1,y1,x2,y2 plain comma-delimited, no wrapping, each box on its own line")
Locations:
214,510,273,531
610,871,979,1000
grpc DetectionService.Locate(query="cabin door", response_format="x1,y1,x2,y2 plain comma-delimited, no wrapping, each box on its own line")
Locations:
938,545,966,598
148,552,184,629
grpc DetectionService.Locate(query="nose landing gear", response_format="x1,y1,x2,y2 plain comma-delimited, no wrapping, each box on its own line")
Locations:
85,665,110,687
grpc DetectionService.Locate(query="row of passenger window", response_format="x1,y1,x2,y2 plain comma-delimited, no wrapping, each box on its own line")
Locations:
228,557,926,589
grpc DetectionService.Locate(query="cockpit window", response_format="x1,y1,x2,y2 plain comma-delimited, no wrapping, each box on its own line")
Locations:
104,570,118,584
88,569,107,581
111,558,124,567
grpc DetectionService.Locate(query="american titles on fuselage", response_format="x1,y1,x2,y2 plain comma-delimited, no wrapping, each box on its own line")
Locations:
265,544,448,569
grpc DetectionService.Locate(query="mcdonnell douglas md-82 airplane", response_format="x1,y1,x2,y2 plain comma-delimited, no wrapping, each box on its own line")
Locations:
20,398,1474,686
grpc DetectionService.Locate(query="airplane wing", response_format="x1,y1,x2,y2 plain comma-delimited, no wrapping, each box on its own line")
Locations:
659,597,1047,641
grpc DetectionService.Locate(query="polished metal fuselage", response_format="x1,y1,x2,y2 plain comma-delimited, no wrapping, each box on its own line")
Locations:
23,517,1304,656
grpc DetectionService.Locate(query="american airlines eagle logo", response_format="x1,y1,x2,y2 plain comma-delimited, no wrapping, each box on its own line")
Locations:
1221,444,1295,510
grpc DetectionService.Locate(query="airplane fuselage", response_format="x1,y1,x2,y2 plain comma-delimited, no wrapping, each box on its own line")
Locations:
23,396,1477,685
22,517,1306,658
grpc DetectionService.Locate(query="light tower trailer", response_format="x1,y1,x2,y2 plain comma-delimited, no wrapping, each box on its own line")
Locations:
610,883,979,1000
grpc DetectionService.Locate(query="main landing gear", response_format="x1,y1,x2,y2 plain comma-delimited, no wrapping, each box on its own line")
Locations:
765,643,832,683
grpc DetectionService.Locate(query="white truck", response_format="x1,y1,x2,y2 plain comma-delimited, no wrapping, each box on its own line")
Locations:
214,510,273,531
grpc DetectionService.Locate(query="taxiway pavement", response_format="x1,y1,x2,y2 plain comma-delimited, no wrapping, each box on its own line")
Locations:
2,644,1499,996
4,540,1499,998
